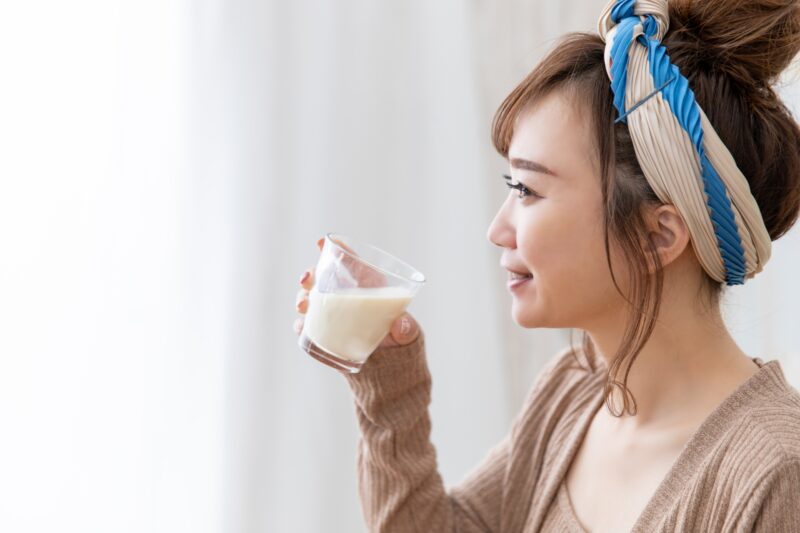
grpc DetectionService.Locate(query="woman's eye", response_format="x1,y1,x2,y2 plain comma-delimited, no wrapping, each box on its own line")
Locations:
503,174,541,199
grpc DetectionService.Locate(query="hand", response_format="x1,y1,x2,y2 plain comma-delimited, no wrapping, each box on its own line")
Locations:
293,236,420,349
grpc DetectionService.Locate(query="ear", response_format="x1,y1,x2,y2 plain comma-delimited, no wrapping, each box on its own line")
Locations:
644,204,691,273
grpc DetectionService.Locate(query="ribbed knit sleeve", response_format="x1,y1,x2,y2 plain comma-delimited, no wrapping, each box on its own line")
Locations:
751,458,800,532
344,330,505,532
343,330,580,533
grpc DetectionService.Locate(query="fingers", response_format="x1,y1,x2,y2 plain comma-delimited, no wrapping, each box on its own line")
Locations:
295,238,322,329
320,235,387,289
294,237,323,337
299,267,314,291
388,313,420,346
297,265,313,313
295,288,309,313
329,235,357,256
333,244,387,288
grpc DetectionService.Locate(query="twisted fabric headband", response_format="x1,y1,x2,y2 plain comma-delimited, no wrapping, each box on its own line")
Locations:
597,0,772,285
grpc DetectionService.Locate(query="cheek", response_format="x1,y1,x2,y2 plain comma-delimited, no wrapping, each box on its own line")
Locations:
517,207,601,276
513,206,621,326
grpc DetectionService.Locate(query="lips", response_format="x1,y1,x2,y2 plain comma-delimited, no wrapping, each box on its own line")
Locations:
503,264,532,276
507,273,532,291
502,260,532,284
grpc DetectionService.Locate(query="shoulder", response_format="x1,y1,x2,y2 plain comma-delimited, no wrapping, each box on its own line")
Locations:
737,362,800,462
707,367,800,502
741,386,800,462
665,365,800,529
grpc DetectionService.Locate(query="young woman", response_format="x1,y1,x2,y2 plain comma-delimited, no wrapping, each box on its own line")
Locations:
294,0,800,530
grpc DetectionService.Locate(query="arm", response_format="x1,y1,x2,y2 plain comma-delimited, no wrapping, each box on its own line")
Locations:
344,330,573,533
344,331,506,532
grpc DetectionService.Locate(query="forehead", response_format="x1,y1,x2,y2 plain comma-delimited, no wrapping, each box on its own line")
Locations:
507,91,597,178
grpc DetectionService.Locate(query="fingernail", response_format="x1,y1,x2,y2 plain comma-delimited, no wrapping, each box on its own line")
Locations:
317,238,324,249
300,271,310,284
400,316,411,337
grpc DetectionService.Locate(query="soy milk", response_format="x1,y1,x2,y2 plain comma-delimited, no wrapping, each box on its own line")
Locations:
304,286,413,362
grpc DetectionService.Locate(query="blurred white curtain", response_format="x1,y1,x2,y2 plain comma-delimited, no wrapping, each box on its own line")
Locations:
1,1,798,533
214,1,554,531
0,2,224,532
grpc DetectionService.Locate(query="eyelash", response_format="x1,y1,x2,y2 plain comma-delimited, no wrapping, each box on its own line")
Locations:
503,174,542,199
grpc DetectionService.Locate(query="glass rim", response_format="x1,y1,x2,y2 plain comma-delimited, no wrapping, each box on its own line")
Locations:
325,232,426,285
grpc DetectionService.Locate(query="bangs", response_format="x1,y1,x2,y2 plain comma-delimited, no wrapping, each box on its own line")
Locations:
490,33,609,159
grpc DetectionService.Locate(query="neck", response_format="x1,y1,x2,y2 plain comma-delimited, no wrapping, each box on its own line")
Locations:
583,278,759,431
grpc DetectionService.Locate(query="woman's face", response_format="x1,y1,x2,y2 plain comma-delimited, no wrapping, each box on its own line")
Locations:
487,90,627,330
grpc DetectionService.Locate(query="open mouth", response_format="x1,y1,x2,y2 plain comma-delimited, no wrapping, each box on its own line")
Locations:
507,271,533,291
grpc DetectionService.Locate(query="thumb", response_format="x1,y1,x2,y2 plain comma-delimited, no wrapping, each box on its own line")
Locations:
389,313,419,346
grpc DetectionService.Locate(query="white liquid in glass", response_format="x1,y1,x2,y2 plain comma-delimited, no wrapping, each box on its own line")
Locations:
304,286,413,362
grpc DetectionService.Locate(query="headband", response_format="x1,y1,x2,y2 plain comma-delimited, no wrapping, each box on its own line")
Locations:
597,0,771,285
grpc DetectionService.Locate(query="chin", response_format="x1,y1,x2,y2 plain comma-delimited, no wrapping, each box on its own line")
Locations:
512,304,552,329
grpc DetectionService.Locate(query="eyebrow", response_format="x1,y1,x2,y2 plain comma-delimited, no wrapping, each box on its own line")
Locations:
509,157,559,178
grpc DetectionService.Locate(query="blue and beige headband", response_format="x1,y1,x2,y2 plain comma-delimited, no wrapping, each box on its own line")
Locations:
597,0,772,285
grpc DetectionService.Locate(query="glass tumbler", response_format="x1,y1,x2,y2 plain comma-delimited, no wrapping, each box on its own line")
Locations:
297,233,425,373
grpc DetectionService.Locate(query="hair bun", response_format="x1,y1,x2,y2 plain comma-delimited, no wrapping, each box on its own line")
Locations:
666,0,800,90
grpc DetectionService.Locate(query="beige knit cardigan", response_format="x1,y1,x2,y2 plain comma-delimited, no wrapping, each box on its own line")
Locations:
343,331,800,532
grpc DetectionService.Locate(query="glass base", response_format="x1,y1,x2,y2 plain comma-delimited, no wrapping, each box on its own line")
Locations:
298,332,364,374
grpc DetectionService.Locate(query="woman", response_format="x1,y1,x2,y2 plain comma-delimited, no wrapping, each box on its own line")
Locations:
294,0,800,530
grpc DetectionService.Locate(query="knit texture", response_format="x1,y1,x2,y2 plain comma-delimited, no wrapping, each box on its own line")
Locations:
344,331,800,532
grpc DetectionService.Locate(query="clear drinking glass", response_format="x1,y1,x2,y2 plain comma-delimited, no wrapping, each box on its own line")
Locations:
297,233,426,373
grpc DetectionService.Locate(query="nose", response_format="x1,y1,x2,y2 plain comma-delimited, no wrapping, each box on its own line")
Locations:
486,198,515,249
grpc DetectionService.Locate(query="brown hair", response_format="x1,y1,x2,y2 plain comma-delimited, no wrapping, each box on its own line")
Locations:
491,0,800,416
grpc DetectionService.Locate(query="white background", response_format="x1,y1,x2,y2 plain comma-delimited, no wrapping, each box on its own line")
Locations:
0,1,797,532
